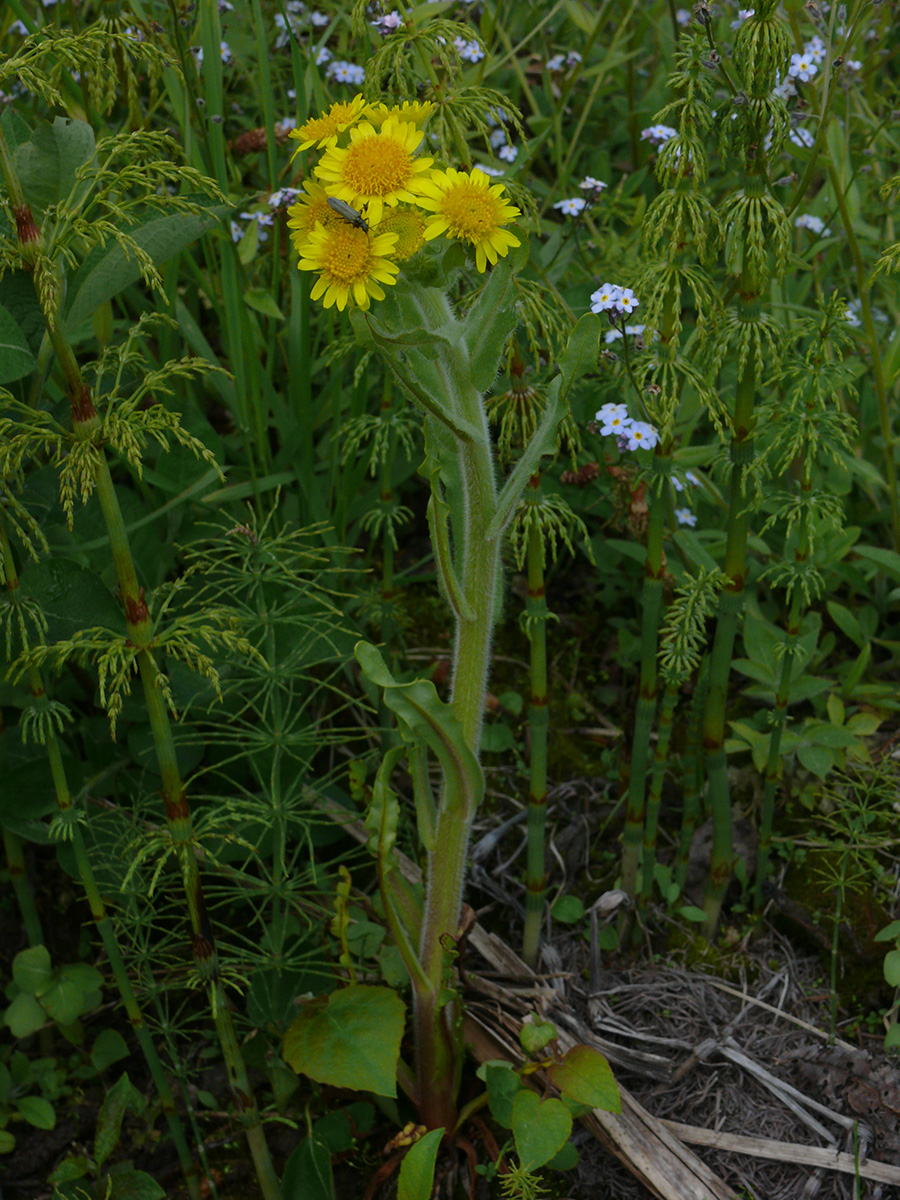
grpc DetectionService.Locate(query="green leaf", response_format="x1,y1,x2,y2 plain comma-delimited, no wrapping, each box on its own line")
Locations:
481,723,516,753
884,950,900,987
0,1130,15,1153
520,1021,557,1055
12,945,53,994
462,253,520,392
3,993,46,1038
354,642,484,817
282,1136,335,1200
677,905,708,924
65,205,224,332
796,742,835,779
282,984,406,1097
550,895,584,924
556,312,601,400
98,1168,165,1199
0,303,36,383
243,288,285,319
17,1095,56,1130
397,1127,444,1200
875,920,900,943
488,375,568,539
95,1073,145,1168
41,970,102,1026
546,1046,620,1113
20,559,125,643
826,601,863,648
511,1090,572,1172
48,1154,93,1183
12,117,96,212
91,1029,130,1072
841,642,871,697
546,1141,579,1170
479,1060,521,1128
854,544,900,583
885,1022,900,1051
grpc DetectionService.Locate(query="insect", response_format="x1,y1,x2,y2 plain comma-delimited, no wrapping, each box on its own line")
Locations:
326,196,370,232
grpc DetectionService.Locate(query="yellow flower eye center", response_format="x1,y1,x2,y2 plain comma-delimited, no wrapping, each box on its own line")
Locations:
322,225,376,282
343,135,413,196
436,185,500,239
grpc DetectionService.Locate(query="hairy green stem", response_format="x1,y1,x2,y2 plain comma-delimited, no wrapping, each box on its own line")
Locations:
416,426,500,1132
521,477,550,969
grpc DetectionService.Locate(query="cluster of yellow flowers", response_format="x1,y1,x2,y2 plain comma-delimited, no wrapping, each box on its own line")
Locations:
286,95,522,311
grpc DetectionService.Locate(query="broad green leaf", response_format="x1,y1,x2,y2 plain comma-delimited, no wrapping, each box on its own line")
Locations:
546,1046,620,1113
826,601,863,648
875,920,900,942
520,1021,557,1055
65,205,224,332
854,544,900,583
3,993,46,1039
479,1060,521,1128
557,312,600,399
678,905,708,924
397,1127,444,1200
91,1029,130,1072
282,1136,335,1200
20,559,125,643
0,1130,16,1152
547,1141,579,1169
841,643,872,697
96,1169,165,1199
12,117,96,212
12,945,53,994
0,269,46,360
95,1073,145,1168
244,287,285,319
17,1096,55,1130
885,1023,900,1050
884,950,900,987
0,107,33,153
48,1154,93,1184
551,895,584,924
283,984,405,1097
488,375,568,539
0,303,36,383
796,743,834,779
462,250,521,392
511,1090,572,1171
41,967,103,1025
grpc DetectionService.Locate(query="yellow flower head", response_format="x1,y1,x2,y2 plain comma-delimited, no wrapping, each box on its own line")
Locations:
376,208,426,261
294,221,400,312
416,168,521,273
367,99,436,130
288,94,368,156
285,180,344,240
314,117,434,226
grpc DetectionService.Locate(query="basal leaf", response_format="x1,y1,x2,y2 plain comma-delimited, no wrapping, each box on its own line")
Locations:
282,984,405,1097
397,1128,444,1200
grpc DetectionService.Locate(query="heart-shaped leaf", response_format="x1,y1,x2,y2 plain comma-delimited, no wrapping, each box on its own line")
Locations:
546,1045,620,1113
283,985,405,1097
511,1090,572,1171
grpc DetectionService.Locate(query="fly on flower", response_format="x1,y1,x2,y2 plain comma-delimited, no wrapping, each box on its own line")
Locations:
326,196,370,232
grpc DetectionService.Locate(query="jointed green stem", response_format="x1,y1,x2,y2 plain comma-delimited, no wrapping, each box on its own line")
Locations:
0,521,201,1199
